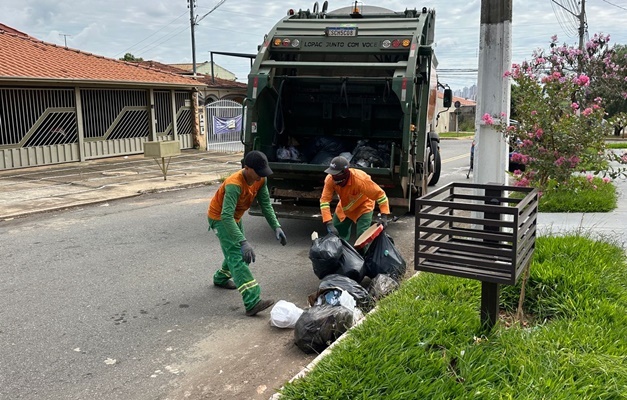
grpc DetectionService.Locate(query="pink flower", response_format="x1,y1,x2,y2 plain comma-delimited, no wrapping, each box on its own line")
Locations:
535,129,543,139
602,177,611,183
511,153,525,163
586,174,594,182
571,102,579,110
514,177,530,187
503,71,512,78
554,157,565,167
482,113,494,125
582,107,593,116
531,110,538,116
574,74,590,86
569,155,580,167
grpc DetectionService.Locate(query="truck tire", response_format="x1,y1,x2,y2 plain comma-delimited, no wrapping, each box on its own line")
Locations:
427,143,441,186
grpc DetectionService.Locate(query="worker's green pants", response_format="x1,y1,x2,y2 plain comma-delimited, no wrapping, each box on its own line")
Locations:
208,218,260,311
333,211,373,244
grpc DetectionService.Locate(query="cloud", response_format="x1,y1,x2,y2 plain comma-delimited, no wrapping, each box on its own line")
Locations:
3,0,627,89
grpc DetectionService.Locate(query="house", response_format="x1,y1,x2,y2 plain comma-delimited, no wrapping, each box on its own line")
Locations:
0,23,210,170
132,60,246,103
435,92,476,133
169,61,237,81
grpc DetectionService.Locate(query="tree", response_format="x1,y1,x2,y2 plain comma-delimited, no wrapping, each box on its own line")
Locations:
496,34,627,189
120,53,144,62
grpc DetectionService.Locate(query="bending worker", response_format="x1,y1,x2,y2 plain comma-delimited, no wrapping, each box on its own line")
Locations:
207,150,287,317
320,155,390,243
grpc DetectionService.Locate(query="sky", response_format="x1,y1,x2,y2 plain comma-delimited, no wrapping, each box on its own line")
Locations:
3,0,627,91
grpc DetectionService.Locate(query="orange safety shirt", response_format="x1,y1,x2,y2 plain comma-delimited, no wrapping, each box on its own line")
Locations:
208,170,267,223
320,168,390,223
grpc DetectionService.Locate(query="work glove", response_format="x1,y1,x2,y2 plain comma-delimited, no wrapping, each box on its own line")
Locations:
275,227,287,246
377,213,393,228
240,240,256,263
326,222,339,236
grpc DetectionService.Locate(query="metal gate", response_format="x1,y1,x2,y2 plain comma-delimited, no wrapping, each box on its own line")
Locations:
0,87,193,170
205,99,244,153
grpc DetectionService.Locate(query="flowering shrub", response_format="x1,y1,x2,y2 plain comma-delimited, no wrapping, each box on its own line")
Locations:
497,34,627,190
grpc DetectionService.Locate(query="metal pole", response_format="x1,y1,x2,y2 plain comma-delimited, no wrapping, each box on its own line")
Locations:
481,187,503,331
474,0,512,185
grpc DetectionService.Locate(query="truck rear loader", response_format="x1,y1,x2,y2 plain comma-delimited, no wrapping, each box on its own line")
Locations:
244,2,452,219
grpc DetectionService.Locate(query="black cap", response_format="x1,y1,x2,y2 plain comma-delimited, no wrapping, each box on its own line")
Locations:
324,156,349,175
244,150,273,177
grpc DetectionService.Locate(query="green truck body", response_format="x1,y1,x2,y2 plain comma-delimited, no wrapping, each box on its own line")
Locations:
244,3,450,219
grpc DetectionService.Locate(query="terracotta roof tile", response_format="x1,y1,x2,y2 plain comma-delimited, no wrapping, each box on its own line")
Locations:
0,24,203,88
438,91,476,106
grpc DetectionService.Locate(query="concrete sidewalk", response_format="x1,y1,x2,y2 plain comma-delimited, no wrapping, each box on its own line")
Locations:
0,150,243,220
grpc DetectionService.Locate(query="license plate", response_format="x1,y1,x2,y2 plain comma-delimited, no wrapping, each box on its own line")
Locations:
325,27,357,37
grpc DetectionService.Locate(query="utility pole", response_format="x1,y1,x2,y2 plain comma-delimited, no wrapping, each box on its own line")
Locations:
474,0,513,331
578,0,586,51
550,0,587,51
188,0,197,76
474,0,511,186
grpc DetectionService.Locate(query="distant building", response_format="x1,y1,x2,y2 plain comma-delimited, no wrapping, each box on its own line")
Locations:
436,92,476,133
453,84,478,102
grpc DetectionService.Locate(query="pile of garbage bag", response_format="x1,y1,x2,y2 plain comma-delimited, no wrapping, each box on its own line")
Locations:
309,234,365,282
273,138,393,169
271,224,407,354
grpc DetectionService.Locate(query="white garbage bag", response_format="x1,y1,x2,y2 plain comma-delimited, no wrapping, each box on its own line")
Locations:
270,300,304,329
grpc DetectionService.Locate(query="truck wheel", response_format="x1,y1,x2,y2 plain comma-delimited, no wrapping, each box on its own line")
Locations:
427,143,441,186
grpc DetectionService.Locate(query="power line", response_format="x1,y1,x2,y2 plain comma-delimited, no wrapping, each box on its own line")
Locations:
114,11,188,58
600,0,627,10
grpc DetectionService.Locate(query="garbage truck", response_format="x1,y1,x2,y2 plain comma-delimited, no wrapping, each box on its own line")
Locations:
244,2,452,219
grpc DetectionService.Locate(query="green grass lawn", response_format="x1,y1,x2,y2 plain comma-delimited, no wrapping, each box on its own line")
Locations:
279,235,627,399
538,175,617,212
606,142,627,149
440,131,474,139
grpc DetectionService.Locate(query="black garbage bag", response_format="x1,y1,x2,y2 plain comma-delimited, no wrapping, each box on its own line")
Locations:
294,304,354,354
368,273,400,301
317,274,373,311
364,232,406,280
336,238,365,283
309,234,343,279
315,136,345,154
310,150,336,165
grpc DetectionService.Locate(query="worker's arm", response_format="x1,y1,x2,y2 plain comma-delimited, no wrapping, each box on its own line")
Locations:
319,176,335,223
256,180,280,230
220,184,246,243
364,176,390,215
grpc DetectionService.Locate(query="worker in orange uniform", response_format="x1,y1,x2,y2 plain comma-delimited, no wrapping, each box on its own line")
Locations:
207,151,287,316
320,156,391,244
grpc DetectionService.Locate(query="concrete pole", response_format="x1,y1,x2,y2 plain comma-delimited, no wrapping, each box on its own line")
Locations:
473,0,512,185
578,0,586,52
189,0,197,76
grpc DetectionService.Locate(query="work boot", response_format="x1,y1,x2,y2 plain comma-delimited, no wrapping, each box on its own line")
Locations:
214,280,236,290
245,299,274,316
